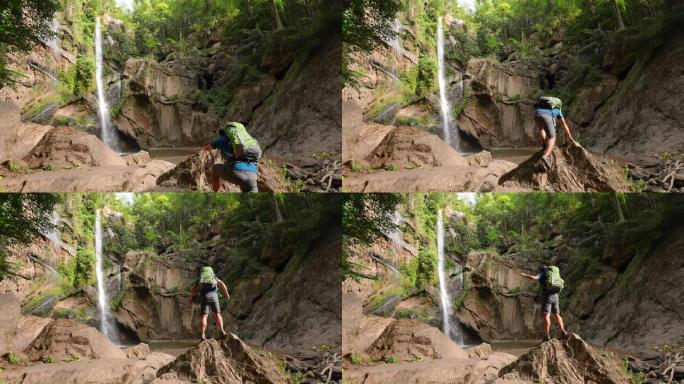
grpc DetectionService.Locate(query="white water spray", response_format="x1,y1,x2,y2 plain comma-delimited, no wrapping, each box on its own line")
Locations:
95,210,115,341
437,209,464,345
95,18,116,151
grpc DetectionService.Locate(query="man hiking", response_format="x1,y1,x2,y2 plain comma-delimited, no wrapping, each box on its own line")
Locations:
534,96,575,166
522,265,568,341
189,266,231,341
203,122,261,192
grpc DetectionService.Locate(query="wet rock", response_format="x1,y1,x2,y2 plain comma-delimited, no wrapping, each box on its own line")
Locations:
25,319,126,361
155,149,290,192
366,126,468,170
498,333,630,384
366,319,468,363
23,127,127,169
497,141,630,192
153,336,288,384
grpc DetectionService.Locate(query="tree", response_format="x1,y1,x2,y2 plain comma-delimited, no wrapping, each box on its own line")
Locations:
270,0,284,29
0,0,60,88
611,0,626,30
0,194,59,281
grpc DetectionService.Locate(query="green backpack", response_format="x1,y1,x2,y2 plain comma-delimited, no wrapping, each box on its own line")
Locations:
535,96,563,110
198,266,217,292
545,265,564,293
225,122,262,163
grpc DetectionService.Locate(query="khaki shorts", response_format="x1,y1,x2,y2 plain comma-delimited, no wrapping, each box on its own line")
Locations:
535,112,557,138
212,164,258,192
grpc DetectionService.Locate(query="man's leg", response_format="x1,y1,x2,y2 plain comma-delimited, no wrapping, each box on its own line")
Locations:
539,129,547,150
215,312,227,335
200,314,209,339
554,313,566,333
543,137,556,157
544,312,551,339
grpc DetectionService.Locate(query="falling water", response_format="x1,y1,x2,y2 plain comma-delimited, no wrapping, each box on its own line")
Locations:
437,18,452,146
95,210,115,341
437,209,464,345
95,18,116,151
41,211,62,251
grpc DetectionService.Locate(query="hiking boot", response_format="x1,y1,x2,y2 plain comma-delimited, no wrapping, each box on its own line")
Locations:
543,334,551,342
560,330,569,339
200,334,207,341
541,155,551,167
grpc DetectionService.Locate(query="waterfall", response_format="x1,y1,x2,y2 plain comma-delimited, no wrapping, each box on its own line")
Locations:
41,211,62,251
437,17,461,151
95,210,116,341
95,18,116,151
437,209,464,345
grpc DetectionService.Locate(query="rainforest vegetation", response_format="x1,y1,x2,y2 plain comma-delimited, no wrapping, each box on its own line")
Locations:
0,193,340,310
2,0,339,116
342,193,684,302
343,0,684,100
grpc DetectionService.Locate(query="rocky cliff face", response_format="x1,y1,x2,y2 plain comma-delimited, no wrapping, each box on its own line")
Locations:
114,58,219,148
578,33,684,163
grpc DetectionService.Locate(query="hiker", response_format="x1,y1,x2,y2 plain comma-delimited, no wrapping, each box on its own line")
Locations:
522,265,568,341
189,266,231,341
203,122,261,193
534,96,575,166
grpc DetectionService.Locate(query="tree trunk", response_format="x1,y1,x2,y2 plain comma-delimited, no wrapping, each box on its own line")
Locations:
612,0,626,30
270,0,283,30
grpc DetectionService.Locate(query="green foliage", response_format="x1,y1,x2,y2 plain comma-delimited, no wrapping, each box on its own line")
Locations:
384,356,396,364
6,160,20,172
6,352,20,365
42,356,54,364
0,194,59,280
445,221,479,256
0,0,60,88
350,352,362,364
415,55,436,97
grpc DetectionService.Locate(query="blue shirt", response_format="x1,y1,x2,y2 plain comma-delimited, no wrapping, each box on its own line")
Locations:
535,108,564,119
211,136,258,173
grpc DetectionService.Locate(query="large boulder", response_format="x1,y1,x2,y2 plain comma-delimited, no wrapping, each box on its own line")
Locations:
156,150,290,192
366,319,468,363
25,319,126,361
457,58,542,148
114,58,218,148
456,252,543,341
0,295,52,355
497,142,630,192
498,333,630,384
153,336,288,384
23,127,127,169
366,126,468,170
342,101,394,163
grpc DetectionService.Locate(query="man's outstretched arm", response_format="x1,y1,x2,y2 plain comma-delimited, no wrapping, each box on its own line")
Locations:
560,117,574,142
217,280,230,301
521,273,539,281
